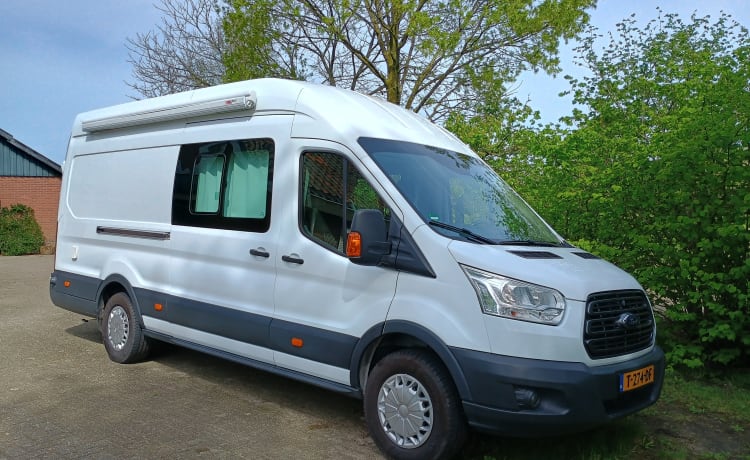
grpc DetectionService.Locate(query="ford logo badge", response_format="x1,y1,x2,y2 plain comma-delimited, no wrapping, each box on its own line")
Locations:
615,312,640,330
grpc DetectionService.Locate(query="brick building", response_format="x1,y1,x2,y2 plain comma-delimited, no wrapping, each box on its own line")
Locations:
0,129,63,245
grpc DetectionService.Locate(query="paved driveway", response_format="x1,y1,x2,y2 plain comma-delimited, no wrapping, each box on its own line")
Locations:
0,256,381,459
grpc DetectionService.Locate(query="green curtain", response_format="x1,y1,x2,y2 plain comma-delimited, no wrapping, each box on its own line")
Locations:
194,156,224,213
223,149,269,218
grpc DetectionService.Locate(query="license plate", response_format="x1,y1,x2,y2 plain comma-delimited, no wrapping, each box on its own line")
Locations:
619,365,655,392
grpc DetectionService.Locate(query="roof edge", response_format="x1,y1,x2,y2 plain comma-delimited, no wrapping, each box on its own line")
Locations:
0,128,62,175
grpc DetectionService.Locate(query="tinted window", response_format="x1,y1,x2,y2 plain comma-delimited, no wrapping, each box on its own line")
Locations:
173,138,274,232
300,152,389,254
359,137,561,245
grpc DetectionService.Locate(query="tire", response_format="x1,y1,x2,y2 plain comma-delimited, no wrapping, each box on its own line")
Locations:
101,292,150,364
364,349,467,460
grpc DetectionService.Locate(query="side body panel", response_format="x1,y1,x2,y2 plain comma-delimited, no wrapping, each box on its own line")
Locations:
54,137,176,308
383,225,493,353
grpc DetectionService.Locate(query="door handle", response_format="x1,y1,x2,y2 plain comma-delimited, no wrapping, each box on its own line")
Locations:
249,248,270,258
281,255,304,265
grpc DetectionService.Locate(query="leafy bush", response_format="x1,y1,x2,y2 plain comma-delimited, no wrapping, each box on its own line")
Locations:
449,12,750,369
548,14,750,369
0,204,45,256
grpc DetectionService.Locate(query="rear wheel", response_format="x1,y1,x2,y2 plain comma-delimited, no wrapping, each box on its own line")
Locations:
364,349,467,460
101,292,150,363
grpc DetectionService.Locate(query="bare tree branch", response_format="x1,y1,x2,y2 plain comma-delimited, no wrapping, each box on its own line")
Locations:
126,0,225,98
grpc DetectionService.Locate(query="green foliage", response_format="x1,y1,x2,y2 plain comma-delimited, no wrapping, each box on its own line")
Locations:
222,0,595,120
221,0,297,82
449,12,750,368
558,12,750,369
0,204,45,256
350,179,382,211
445,85,542,160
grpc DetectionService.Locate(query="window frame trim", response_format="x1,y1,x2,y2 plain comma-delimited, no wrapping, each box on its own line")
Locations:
171,137,275,233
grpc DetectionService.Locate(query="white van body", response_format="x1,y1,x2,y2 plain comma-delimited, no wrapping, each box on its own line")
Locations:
51,78,663,459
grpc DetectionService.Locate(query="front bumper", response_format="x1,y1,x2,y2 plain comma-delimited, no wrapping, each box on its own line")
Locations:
451,345,665,436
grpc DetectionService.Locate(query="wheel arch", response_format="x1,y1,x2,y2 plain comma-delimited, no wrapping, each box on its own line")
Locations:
350,320,472,401
95,274,144,326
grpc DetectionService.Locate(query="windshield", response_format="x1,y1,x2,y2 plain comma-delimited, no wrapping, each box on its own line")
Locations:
359,137,561,245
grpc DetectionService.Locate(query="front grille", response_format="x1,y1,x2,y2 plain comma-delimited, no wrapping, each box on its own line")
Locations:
584,290,654,359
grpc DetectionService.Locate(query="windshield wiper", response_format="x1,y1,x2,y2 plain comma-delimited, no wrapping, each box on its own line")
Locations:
495,239,563,247
428,221,496,244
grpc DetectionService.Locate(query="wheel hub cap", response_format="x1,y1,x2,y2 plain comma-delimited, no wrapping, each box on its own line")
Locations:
377,373,433,449
107,305,130,351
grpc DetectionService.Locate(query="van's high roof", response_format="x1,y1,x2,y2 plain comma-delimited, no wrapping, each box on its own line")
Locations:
74,78,470,155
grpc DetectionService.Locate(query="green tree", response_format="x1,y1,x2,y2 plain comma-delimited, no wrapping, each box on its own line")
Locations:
462,12,750,368
222,0,596,120
130,0,595,119
222,0,302,82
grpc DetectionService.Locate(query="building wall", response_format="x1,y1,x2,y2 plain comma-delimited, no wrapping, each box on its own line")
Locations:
0,176,61,244
1,141,58,176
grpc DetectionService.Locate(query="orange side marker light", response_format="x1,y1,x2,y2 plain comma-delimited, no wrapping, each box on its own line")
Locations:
63,280,71,288
346,232,362,258
154,303,163,312
291,337,304,348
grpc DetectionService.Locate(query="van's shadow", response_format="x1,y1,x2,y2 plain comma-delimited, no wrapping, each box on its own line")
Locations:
65,319,101,343
147,340,366,426
64,319,367,436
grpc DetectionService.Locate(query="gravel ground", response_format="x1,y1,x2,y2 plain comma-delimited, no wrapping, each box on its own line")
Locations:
0,255,382,459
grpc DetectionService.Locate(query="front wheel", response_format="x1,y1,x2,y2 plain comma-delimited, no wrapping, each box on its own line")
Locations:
101,292,150,364
364,349,467,460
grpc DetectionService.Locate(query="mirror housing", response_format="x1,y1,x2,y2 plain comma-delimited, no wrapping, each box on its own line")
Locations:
346,209,391,266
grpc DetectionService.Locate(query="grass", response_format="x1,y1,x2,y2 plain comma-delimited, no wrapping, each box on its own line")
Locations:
460,369,750,460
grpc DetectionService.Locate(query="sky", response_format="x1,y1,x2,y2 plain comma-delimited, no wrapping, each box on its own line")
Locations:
1,1,749,166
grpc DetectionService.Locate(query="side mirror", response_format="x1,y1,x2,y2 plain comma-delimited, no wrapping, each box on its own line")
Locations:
346,209,391,266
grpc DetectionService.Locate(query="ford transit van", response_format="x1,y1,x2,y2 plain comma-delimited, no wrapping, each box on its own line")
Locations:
51,78,664,459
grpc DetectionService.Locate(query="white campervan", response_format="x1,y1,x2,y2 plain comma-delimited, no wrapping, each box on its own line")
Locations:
51,78,663,459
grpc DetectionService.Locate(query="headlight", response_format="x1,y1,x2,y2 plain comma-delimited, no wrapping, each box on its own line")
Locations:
461,265,566,325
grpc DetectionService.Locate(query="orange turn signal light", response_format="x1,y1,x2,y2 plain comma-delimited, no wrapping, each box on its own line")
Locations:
346,232,361,257
63,280,71,288
291,337,304,348
154,303,163,312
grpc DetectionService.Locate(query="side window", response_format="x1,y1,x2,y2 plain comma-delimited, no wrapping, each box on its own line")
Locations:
193,154,225,213
172,138,274,232
301,152,389,254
